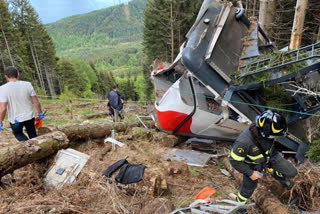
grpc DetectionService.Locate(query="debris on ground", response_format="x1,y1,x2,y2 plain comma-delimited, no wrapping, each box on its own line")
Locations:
170,199,255,214
103,159,146,185
163,149,214,167
44,148,90,188
0,103,319,213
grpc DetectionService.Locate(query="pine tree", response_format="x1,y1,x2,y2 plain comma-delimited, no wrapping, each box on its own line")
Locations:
9,0,58,95
0,0,29,82
142,0,202,100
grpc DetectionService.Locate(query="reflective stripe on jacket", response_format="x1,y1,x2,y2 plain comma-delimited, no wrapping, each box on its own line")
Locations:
229,128,273,177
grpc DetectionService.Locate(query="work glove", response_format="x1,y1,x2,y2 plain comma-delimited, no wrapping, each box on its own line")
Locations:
0,122,3,131
118,110,122,115
39,112,45,120
107,109,111,115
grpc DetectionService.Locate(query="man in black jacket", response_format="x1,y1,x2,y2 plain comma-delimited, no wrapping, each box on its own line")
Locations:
230,110,297,206
108,83,123,122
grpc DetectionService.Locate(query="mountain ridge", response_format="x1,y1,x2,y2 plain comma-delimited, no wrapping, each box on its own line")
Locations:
46,0,146,54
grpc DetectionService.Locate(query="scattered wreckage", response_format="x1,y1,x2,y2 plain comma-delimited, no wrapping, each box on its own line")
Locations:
152,0,320,161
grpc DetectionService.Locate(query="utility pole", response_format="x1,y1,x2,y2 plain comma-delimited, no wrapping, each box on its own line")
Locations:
289,0,308,50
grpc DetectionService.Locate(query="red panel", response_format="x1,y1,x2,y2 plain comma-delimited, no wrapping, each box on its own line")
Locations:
156,109,192,134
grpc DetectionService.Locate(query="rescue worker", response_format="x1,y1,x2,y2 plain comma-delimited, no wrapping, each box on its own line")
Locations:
108,83,123,122
229,110,297,208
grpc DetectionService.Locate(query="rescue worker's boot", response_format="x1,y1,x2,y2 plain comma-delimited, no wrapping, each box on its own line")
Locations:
236,193,248,214
236,208,247,214
272,171,292,188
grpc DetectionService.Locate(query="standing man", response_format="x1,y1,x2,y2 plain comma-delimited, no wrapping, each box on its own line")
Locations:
229,110,297,211
108,83,123,122
0,66,44,141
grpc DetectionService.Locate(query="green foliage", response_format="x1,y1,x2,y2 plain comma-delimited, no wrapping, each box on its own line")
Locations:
45,0,148,101
216,161,225,169
307,137,320,162
143,0,202,63
188,166,202,176
56,58,93,98
70,58,97,92
59,86,77,102
0,0,58,96
116,76,140,101
59,42,143,73
142,0,202,100
236,51,308,85
46,0,147,53
230,50,310,115
59,87,77,118
258,85,294,117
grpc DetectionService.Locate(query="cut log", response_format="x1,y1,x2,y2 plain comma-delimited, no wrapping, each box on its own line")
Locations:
162,135,184,148
252,185,289,214
0,131,68,178
0,121,155,178
82,112,109,119
220,157,289,214
39,121,156,142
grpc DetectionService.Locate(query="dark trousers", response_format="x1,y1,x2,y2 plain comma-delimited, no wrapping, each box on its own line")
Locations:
239,152,297,200
10,118,37,142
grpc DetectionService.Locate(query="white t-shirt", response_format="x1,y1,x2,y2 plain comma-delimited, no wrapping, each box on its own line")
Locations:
0,81,36,123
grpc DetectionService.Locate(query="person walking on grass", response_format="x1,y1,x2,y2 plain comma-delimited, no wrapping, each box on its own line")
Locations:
0,66,44,141
108,83,123,122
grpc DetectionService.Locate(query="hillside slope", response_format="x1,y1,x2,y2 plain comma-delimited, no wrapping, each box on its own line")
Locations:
46,0,146,54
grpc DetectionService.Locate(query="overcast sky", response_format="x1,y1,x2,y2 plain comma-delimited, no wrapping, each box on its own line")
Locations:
30,0,131,24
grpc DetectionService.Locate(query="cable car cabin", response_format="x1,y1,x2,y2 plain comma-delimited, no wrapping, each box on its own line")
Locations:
151,0,320,161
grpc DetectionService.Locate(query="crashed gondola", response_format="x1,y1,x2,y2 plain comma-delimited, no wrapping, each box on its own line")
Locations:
151,0,320,161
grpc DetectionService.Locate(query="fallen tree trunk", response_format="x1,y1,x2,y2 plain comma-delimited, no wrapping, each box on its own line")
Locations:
0,121,155,178
0,131,68,178
40,121,156,142
82,112,108,119
220,157,289,214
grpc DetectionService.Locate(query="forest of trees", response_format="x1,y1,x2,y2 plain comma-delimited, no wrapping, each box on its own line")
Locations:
142,0,203,99
142,0,320,99
46,0,146,53
243,0,320,48
45,0,147,101
0,0,57,95
0,0,144,101
1,0,319,102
